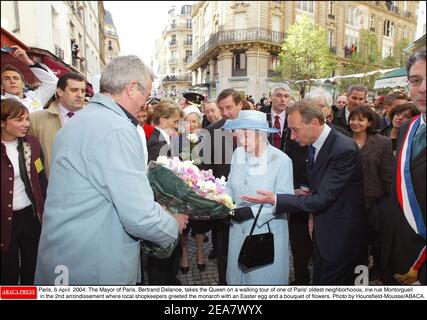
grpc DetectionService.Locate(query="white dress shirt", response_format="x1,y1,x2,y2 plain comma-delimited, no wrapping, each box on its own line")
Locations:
155,126,171,145
311,124,332,162
58,104,81,126
345,106,351,124
271,109,286,133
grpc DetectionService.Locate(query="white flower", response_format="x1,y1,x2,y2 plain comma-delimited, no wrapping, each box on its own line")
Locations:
156,156,170,167
187,133,199,144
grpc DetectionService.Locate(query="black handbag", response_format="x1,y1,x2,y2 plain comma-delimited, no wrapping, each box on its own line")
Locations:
238,205,274,270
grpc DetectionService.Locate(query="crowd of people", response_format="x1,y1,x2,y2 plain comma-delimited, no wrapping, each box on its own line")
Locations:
1,46,425,286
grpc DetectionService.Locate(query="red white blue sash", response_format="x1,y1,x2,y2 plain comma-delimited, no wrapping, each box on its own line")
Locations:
396,115,426,240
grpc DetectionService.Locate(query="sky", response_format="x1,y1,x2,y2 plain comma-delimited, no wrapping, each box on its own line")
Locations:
104,1,194,73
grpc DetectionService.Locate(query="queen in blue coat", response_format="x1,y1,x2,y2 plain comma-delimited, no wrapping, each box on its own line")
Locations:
223,110,294,285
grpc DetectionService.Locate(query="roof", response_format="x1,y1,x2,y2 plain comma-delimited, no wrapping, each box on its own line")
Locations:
104,10,115,26
376,67,407,80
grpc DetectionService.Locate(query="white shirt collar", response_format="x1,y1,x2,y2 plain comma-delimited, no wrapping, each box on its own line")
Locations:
58,104,80,125
420,113,426,126
345,106,350,123
312,125,332,159
155,126,171,145
271,108,286,130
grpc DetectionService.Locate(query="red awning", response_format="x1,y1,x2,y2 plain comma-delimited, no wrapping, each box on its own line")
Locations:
1,27,94,96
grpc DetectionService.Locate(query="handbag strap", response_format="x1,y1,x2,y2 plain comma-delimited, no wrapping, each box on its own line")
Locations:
249,204,266,236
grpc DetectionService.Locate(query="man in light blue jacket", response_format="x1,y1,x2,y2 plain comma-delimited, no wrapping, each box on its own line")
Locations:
35,56,189,285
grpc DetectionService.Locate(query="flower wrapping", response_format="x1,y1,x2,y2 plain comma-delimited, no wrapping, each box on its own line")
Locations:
143,157,235,258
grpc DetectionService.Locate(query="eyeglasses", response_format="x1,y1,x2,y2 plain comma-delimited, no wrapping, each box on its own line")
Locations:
408,76,426,87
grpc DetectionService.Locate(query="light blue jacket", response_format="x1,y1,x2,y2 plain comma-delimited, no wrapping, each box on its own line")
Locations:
226,144,294,285
35,94,178,285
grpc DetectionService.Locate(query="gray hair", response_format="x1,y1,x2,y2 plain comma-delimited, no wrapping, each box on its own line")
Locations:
272,84,291,95
305,88,333,108
347,84,368,96
287,99,325,125
100,55,154,95
205,99,218,106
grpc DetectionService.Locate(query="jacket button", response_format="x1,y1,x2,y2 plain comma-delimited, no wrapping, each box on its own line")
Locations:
8,217,12,221
8,204,12,207
0,243,3,247
9,177,12,181
9,191,12,194
8,165,12,168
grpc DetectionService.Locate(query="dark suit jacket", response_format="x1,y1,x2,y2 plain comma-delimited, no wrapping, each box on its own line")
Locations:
276,128,368,264
259,105,288,150
202,119,236,179
381,118,426,284
147,128,170,163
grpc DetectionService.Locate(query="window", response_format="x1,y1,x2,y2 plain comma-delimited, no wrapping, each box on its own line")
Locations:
233,52,246,70
268,54,278,70
346,7,359,27
296,1,315,14
186,34,192,45
328,1,334,15
186,19,192,29
185,50,192,61
383,20,394,38
328,30,334,47
370,14,375,28
171,19,176,28
272,15,280,32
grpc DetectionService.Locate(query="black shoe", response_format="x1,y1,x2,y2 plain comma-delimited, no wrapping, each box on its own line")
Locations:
208,250,216,260
180,266,189,274
197,263,206,271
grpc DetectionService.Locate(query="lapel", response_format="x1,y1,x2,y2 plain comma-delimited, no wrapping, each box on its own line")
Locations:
309,129,337,183
360,135,377,157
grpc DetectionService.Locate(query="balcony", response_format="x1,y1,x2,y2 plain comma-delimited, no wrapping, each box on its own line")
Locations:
232,69,247,77
267,70,281,78
187,28,286,66
328,14,335,20
54,44,64,61
167,23,192,31
162,73,191,82
184,40,193,46
402,10,411,18
169,40,177,47
105,30,118,37
168,58,178,65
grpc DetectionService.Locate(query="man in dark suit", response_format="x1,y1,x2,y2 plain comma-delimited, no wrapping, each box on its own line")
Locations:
333,84,368,134
259,85,290,150
202,88,242,285
381,50,426,285
242,99,368,285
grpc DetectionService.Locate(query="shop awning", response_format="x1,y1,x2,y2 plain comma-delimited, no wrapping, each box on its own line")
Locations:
374,67,408,89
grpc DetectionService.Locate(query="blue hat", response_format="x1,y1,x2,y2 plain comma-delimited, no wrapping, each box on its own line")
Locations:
222,110,280,133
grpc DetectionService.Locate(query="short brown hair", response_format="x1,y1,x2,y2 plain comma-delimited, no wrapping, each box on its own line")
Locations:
287,99,325,125
383,92,409,106
1,64,25,81
152,98,183,125
390,103,420,120
216,88,242,106
1,98,29,122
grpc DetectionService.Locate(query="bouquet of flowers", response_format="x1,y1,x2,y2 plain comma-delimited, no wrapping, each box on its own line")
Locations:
143,156,235,258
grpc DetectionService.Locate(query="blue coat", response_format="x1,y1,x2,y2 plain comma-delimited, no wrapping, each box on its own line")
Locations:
226,144,294,285
35,94,178,285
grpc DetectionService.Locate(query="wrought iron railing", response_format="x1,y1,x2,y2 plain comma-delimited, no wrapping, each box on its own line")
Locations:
187,28,286,65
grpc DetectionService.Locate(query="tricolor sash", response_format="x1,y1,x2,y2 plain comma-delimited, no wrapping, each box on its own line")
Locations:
394,115,426,283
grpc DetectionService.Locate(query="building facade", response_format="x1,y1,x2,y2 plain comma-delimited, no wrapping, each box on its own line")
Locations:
155,5,193,98
187,1,419,101
1,1,105,80
104,9,120,63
